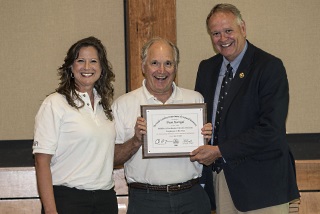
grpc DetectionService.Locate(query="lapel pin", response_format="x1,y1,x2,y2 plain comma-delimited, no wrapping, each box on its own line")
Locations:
239,72,245,78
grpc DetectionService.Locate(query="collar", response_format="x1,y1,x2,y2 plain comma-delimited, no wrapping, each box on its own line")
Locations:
223,41,248,74
75,88,99,99
142,79,178,104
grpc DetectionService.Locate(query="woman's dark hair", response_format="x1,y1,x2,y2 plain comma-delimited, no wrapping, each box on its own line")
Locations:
56,36,115,120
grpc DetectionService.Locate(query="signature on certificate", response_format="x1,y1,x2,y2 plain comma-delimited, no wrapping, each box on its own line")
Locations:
154,138,181,146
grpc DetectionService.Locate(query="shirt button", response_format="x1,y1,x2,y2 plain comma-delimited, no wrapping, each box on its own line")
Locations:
87,103,90,106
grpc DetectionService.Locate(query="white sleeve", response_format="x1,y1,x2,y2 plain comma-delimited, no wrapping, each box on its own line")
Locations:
33,98,62,154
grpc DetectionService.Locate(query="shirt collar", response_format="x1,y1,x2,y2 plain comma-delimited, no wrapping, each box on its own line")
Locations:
76,88,99,98
74,88,101,105
223,41,248,74
142,79,178,104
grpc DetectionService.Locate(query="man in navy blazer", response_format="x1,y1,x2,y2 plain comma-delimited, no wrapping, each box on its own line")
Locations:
190,3,300,213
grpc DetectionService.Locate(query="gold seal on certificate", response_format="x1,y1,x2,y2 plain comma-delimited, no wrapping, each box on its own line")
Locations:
141,103,207,158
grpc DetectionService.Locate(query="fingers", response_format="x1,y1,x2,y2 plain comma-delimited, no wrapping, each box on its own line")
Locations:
134,117,147,141
190,146,206,162
190,145,219,166
201,123,213,139
135,117,146,132
190,147,200,156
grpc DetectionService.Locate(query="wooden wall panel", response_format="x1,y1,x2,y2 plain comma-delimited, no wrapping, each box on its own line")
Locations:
298,192,320,214
125,0,176,91
0,168,128,213
294,160,320,214
295,160,320,191
0,199,41,214
0,167,38,198
0,197,128,214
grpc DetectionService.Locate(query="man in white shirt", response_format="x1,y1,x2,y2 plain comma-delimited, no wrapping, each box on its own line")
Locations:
112,37,212,214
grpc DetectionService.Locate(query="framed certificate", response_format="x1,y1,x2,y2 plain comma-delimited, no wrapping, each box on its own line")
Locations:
141,103,207,158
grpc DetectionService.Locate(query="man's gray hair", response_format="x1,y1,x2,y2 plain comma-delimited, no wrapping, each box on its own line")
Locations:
141,37,180,68
206,3,244,27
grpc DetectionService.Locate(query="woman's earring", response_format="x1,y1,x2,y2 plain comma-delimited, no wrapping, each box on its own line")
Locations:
71,72,74,78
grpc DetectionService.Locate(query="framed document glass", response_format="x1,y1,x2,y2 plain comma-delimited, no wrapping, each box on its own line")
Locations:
141,103,207,158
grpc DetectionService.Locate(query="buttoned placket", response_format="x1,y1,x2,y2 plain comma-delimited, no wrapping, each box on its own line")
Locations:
80,93,101,125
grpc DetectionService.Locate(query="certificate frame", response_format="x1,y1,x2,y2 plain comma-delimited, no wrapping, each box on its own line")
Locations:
141,103,207,158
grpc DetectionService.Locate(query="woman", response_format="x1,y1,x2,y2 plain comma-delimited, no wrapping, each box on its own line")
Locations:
33,36,118,214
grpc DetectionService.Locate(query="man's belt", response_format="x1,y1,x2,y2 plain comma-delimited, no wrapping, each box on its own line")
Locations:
129,178,199,192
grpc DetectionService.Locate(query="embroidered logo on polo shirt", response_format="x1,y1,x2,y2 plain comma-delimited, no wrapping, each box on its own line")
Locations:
33,141,39,147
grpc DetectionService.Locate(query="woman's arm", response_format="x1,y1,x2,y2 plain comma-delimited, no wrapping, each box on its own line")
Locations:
34,153,58,214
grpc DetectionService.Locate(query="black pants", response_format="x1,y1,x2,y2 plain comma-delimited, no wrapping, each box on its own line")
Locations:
127,184,211,214
41,185,118,214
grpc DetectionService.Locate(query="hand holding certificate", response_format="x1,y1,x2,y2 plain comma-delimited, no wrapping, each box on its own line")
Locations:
141,103,207,158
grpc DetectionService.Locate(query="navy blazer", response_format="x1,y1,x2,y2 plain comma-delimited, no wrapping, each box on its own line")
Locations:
195,41,300,211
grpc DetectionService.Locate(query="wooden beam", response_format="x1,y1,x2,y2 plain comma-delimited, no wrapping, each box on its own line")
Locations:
125,0,176,91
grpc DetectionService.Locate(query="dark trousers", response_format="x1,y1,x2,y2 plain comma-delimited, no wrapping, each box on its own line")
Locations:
127,184,211,214
200,165,216,211
41,185,118,214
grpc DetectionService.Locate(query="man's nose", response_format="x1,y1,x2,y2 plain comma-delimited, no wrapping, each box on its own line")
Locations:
220,32,228,41
158,64,165,73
